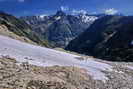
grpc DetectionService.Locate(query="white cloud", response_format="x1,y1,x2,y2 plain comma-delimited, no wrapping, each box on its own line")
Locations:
104,8,118,15
72,9,87,15
60,6,69,11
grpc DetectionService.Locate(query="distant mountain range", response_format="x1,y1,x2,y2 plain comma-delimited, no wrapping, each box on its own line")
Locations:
66,15,133,61
20,11,99,48
0,11,105,48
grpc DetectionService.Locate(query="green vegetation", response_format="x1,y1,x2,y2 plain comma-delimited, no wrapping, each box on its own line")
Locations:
0,12,49,47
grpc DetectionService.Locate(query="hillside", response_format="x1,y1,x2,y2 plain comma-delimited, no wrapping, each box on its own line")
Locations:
66,15,133,61
0,12,49,47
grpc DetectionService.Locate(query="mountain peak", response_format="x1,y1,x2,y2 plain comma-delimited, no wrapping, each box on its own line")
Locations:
56,10,66,16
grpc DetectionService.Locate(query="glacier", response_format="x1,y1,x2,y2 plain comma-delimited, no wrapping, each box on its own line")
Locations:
0,35,113,82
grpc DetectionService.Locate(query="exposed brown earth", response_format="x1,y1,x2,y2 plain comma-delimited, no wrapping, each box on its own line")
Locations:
1,56,133,89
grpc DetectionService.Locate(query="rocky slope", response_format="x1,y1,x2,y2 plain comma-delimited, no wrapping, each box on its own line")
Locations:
21,11,98,48
0,12,49,47
66,15,133,61
1,46,133,89
0,57,94,89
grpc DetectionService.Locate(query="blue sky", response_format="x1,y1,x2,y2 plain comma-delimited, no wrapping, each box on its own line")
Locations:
0,0,133,16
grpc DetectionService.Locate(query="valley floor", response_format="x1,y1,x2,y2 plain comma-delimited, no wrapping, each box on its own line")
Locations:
0,35,133,89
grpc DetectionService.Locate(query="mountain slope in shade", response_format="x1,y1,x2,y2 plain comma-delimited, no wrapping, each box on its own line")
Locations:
21,11,98,48
66,15,133,61
0,12,49,47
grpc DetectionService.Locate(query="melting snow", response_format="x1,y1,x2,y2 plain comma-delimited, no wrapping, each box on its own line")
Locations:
0,35,113,82
127,66,133,70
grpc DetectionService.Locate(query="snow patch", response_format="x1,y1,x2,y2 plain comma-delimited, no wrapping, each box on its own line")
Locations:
55,16,61,20
127,66,133,70
0,35,113,82
79,59,112,82
39,14,47,18
79,15,98,23
130,41,133,45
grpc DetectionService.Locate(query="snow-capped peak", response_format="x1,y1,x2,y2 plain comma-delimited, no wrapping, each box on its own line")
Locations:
78,14,98,23
39,14,47,18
